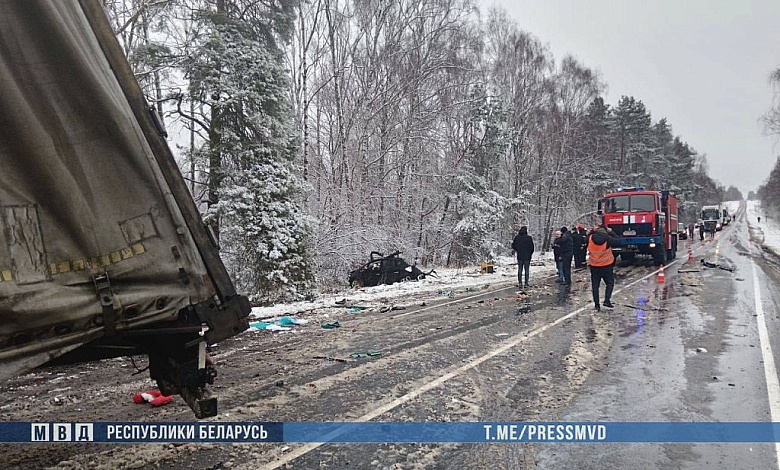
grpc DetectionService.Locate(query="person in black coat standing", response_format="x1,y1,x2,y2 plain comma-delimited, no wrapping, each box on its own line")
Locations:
558,226,574,285
552,230,564,283
575,224,588,268
511,226,535,288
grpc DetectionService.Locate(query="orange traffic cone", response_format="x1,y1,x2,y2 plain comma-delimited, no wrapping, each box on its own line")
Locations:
657,264,665,284
688,246,693,262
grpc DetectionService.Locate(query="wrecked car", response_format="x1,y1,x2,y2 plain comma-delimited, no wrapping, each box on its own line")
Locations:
348,251,432,287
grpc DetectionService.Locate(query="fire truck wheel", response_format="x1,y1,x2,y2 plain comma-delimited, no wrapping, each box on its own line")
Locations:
667,238,677,260
653,245,667,266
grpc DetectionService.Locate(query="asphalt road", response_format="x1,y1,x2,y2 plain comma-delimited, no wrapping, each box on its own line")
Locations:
538,201,780,469
3,201,780,469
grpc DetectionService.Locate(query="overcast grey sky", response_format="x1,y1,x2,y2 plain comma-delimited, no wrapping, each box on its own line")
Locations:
480,0,780,195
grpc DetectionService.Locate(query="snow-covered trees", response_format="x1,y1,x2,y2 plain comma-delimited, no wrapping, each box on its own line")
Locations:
104,1,725,293
188,11,314,300
723,186,744,201
760,69,780,214
758,158,780,213
105,0,314,302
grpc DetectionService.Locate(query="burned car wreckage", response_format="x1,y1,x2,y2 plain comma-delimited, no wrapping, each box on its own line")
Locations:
348,251,434,288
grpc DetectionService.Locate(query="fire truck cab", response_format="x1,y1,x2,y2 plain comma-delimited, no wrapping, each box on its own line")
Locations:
598,187,679,265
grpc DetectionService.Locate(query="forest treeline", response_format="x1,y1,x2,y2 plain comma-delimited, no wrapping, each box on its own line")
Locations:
103,0,726,300
760,69,780,211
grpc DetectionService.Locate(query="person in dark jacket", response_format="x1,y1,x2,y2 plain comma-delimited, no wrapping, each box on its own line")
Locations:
570,226,581,269
587,225,622,311
571,225,585,269
511,226,535,288
558,226,574,285
552,230,564,283
577,224,588,267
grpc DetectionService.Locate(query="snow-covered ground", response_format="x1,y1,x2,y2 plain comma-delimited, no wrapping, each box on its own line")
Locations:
250,251,559,325
744,199,780,257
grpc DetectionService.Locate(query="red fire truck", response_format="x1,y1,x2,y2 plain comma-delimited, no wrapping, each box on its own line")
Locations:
597,187,679,265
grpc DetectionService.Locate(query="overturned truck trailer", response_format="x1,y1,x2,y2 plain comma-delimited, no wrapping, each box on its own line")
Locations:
0,1,250,418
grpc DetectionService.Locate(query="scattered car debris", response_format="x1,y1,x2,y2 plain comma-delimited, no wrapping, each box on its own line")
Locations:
250,321,289,331
349,351,381,358
379,306,406,313
313,356,349,363
250,316,308,331
700,259,736,272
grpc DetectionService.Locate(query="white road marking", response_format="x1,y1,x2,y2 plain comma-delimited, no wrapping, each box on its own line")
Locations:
262,262,677,469
751,262,780,469
391,283,517,319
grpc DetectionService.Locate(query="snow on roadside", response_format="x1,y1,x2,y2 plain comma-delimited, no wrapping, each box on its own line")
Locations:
745,199,780,257
250,253,558,322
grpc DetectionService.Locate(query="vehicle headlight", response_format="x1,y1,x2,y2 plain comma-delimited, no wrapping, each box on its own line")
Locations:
649,242,656,248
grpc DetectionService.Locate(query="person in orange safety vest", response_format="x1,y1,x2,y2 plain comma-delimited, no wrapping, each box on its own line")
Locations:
587,225,621,311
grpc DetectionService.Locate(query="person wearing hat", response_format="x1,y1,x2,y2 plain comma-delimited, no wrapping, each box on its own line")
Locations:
587,225,621,311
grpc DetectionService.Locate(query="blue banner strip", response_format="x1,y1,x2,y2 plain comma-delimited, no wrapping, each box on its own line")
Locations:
284,422,780,443
4,422,780,443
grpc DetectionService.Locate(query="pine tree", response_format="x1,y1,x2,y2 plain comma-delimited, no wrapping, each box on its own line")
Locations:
611,96,652,179
187,8,314,302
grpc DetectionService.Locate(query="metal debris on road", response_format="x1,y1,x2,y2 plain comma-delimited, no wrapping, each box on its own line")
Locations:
313,356,349,363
